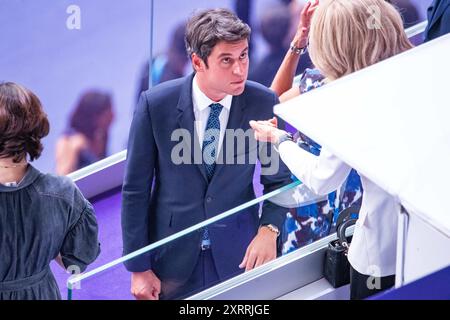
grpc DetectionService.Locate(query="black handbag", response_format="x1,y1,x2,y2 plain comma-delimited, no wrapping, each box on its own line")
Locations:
323,205,360,288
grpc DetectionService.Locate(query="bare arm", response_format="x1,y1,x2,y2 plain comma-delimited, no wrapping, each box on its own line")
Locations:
279,86,302,103
270,49,303,97
250,119,351,195
55,134,87,175
270,0,319,97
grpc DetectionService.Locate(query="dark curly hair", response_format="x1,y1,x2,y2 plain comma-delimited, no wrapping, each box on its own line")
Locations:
0,82,50,162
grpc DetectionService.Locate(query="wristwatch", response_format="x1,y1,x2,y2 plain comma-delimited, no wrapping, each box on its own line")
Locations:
290,41,308,55
274,132,294,151
261,224,280,237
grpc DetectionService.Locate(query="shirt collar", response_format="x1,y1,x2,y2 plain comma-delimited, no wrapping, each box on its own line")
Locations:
192,74,232,112
0,164,41,192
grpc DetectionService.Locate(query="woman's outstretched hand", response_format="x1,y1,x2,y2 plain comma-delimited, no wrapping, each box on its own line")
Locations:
249,117,286,145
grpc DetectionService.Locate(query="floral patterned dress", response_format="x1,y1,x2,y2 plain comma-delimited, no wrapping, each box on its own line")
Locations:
282,69,363,254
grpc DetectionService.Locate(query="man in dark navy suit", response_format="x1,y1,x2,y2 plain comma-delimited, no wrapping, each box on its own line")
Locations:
121,8,291,300
425,0,450,42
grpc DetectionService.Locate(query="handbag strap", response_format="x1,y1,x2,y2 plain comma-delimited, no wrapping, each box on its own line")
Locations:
337,218,357,249
335,204,361,227
335,204,360,248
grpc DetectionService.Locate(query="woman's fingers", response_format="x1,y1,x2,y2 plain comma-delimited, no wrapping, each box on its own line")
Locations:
302,1,311,17
309,0,320,13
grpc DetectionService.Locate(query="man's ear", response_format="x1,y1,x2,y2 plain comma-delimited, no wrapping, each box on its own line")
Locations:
192,53,206,72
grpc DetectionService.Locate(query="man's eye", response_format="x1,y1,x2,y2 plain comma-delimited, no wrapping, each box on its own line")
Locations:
222,58,231,64
240,52,248,59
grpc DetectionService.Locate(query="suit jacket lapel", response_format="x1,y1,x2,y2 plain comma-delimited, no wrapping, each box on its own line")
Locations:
176,73,208,182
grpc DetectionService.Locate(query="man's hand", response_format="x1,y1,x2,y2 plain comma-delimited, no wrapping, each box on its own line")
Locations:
131,270,161,300
239,226,278,272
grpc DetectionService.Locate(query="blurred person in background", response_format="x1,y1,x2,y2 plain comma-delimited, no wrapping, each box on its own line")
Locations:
136,22,189,103
389,0,420,28
249,4,312,87
424,0,450,42
234,0,255,60
55,90,114,175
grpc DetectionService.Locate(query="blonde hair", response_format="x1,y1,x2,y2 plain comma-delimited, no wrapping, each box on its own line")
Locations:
309,0,414,81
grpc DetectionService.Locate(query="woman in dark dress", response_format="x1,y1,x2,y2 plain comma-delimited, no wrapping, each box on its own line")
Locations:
0,82,100,300
55,90,114,175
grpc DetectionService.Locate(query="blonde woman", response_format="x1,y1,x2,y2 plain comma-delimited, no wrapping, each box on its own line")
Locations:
250,0,413,299
269,0,364,254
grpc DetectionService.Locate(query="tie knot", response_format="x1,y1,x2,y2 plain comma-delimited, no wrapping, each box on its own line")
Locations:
209,103,223,116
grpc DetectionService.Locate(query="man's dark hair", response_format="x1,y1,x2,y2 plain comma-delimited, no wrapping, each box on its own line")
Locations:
0,82,50,162
185,8,251,67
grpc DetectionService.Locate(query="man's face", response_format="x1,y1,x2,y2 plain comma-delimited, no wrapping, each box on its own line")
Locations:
194,39,249,101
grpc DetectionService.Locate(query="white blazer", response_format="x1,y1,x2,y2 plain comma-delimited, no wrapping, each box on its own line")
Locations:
279,141,399,277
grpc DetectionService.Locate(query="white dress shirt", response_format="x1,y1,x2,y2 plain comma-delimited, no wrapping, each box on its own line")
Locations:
192,75,232,158
278,141,399,277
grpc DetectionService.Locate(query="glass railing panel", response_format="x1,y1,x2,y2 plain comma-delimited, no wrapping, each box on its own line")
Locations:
60,181,292,299
63,166,366,300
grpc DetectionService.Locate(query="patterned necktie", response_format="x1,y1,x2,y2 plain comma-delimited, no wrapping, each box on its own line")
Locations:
202,103,223,180
201,103,223,248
